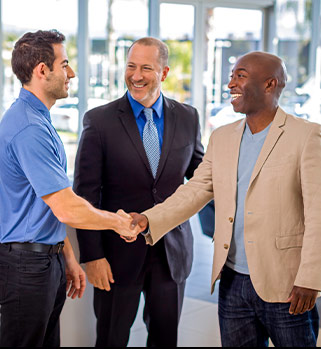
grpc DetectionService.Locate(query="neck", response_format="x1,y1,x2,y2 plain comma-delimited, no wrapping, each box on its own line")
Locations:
246,106,278,134
23,85,55,110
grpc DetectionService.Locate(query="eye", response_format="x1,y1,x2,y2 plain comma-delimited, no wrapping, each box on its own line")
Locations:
143,66,153,71
127,64,136,69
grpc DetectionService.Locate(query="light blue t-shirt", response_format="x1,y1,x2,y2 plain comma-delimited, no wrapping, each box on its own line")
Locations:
226,122,271,274
0,88,71,244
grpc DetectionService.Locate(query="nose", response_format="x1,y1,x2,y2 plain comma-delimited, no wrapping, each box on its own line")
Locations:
131,68,143,82
67,65,76,79
228,76,236,89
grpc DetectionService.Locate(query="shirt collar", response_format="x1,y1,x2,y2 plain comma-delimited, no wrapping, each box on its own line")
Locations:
19,87,51,121
127,91,163,119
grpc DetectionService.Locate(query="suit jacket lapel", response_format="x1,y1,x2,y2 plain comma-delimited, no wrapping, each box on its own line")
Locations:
155,97,177,182
117,94,152,174
231,119,246,198
248,107,286,188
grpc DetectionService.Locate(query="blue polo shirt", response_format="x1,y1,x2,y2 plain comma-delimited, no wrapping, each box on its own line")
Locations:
0,88,71,244
127,91,164,151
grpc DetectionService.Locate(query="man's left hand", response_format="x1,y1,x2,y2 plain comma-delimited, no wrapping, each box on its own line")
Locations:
287,286,318,315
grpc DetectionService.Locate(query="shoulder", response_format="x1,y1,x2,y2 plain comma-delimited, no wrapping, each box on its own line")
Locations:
0,99,48,142
283,110,321,137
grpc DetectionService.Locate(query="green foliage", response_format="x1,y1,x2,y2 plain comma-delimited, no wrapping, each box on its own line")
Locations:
163,40,193,103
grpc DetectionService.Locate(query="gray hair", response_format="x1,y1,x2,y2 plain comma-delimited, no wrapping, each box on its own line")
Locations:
128,37,169,67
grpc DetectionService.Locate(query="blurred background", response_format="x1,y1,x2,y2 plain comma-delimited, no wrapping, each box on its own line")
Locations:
0,0,320,179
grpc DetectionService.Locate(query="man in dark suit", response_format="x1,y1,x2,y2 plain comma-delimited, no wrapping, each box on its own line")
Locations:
74,37,204,347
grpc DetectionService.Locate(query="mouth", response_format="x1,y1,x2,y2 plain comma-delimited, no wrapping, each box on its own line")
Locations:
230,94,242,101
132,82,147,89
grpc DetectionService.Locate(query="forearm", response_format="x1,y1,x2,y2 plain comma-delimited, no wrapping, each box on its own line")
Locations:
62,237,76,263
42,187,123,231
59,194,120,230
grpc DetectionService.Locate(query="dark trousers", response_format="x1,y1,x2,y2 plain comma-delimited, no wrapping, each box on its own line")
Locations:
0,243,66,347
94,241,185,347
219,267,319,347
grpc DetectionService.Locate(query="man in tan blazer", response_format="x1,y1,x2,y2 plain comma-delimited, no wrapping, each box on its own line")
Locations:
128,51,321,347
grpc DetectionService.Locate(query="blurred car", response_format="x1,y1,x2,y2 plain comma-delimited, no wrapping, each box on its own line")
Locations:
51,97,107,133
208,104,245,131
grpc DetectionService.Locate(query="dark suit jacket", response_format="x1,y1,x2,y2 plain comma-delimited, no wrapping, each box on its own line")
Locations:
73,93,204,285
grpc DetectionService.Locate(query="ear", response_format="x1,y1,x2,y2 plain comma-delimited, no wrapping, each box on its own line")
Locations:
33,62,50,81
265,78,278,93
161,66,170,82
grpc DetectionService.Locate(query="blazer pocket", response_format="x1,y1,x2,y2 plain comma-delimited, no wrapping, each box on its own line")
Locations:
276,233,304,250
264,155,296,168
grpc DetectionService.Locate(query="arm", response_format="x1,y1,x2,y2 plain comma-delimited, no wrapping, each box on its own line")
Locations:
42,187,139,237
62,236,86,299
288,124,321,314
140,132,216,245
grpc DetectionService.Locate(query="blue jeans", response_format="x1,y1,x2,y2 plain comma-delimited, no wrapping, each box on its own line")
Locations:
218,267,319,347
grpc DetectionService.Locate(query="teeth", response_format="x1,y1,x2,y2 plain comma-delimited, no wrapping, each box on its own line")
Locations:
231,94,242,100
133,83,145,88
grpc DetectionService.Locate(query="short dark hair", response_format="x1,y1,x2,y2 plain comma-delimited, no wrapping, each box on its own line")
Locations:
11,29,66,85
128,37,169,67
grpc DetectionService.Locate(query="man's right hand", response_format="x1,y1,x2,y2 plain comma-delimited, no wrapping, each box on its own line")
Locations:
130,212,149,232
85,258,114,291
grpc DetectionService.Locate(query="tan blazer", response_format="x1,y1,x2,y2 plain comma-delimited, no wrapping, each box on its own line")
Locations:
144,107,321,302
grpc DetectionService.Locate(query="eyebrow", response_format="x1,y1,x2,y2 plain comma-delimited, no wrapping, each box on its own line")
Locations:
232,68,248,73
60,59,69,65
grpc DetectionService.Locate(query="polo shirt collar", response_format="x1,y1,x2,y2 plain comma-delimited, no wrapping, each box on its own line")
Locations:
127,91,163,119
19,88,51,121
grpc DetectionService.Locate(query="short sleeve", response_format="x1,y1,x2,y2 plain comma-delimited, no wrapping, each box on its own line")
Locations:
9,125,71,197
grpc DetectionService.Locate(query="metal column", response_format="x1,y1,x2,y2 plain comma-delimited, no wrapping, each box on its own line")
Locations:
77,0,89,137
149,0,160,38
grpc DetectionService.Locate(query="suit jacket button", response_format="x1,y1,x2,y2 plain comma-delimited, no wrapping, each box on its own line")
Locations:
224,244,229,250
228,217,234,223
153,188,157,194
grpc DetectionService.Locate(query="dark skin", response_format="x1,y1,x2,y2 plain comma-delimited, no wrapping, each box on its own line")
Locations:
128,52,319,315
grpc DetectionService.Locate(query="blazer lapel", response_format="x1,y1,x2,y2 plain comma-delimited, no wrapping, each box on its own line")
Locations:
155,97,177,182
117,94,152,174
248,107,286,188
230,119,246,198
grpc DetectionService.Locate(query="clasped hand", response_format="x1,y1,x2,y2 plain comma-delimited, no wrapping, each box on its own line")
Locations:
116,210,148,242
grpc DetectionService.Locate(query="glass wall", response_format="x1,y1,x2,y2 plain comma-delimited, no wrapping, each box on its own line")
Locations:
88,0,148,103
203,7,263,141
276,0,321,124
159,3,194,104
1,0,321,174
2,0,78,177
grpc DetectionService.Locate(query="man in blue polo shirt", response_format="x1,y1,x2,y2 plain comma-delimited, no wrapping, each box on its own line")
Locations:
0,30,139,347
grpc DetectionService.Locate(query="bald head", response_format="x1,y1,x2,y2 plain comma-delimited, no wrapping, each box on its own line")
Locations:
238,51,287,97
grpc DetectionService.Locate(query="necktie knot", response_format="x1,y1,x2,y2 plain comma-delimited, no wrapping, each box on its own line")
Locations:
143,108,154,122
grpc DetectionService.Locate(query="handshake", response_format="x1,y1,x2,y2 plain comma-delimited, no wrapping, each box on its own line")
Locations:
114,209,149,242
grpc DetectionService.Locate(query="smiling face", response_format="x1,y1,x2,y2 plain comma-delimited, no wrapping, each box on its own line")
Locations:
45,43,75,101
228,52,286,117
228,55,268,117
125,43,169,107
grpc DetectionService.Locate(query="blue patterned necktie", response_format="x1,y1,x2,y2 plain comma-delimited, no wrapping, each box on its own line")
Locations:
143,108,160,178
